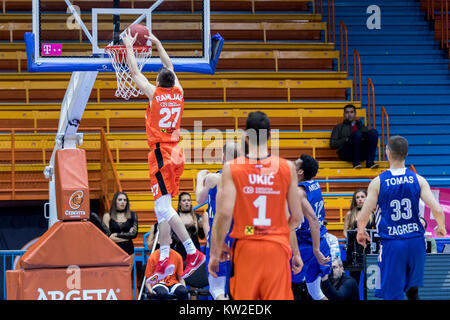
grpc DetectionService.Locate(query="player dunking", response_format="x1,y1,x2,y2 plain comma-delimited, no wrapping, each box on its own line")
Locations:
123,28,205,283
209,111,303,300
357,135,447,300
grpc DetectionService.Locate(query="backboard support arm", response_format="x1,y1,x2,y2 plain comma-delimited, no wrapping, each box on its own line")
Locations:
44,71,98,228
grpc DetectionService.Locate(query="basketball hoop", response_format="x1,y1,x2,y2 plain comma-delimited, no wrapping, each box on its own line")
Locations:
105,45,152,100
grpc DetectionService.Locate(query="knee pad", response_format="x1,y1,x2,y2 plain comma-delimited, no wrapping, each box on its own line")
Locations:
208,274,227,300
306,277,325,300
154,194,176,222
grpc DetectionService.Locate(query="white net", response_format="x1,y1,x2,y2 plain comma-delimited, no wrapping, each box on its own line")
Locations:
105,45,152,100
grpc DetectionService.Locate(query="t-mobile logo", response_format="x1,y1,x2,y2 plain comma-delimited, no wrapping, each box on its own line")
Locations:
42,43,63,56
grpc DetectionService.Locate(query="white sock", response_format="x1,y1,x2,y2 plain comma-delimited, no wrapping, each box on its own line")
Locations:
182,239,197,255
159,245,170,261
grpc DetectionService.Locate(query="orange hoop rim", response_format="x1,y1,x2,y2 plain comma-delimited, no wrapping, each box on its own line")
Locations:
104,45,152,53
105,45,152,63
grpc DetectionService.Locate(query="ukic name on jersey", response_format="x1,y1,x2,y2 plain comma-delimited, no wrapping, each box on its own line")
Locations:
376,168,424,240
296,180,328,242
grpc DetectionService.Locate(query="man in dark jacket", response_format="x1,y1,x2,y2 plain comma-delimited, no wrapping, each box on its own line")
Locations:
321,258,360,300
330,104,379,169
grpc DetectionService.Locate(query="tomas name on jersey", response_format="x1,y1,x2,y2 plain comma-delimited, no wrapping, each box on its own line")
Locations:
376,168,424,240
384,175,414,187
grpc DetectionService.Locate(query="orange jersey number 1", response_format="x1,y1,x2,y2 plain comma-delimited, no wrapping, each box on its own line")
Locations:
253,195,271,226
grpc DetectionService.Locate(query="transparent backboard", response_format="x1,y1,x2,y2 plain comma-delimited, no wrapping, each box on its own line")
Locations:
25,0,223,73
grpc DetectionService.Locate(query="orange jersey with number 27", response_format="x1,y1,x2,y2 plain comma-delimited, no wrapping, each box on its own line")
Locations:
145,86,184,147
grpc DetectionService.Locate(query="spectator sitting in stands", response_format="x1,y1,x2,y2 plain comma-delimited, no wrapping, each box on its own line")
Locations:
343,188,376,285
321,257,359,301
419,217,437,253
144,233,189,300
102,191,138,265
171,192,205,260
330,104,379,169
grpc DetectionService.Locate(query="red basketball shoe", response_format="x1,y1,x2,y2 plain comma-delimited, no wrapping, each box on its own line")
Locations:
182,250,206,279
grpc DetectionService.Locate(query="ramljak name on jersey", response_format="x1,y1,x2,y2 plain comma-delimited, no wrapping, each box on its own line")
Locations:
385,175,414,187
155,93,183,103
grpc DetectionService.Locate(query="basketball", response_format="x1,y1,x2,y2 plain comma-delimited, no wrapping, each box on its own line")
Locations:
128,24,149,46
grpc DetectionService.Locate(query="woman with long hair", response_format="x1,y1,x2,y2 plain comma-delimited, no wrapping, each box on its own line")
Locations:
343,188,375,237
343,188,375,285
172,192,205,260
103,191,138,264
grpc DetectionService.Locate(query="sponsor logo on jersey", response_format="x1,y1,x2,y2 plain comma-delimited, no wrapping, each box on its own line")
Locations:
243,186,254,194
244,226,254,235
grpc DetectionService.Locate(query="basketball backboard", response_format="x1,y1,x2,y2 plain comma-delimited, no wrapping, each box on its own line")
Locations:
25,0,223,73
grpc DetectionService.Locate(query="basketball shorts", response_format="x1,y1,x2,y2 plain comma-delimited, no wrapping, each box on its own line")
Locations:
229,239,293,300
292,236,331,284
375,236,426,300
148,142,185,201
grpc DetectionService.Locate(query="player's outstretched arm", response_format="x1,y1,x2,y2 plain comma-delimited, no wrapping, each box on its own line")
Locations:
145,32,183,94
417,175,447,237
289,224,303,275
122,28,156,99
195,170,210,204
195,170,221,205
209,163,235,278
298,187,330,266
287,162,303,229
357,177,380,247
286,161,304,274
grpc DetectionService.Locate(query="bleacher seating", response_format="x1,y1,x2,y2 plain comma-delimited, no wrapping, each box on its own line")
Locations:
420,0,450,49
0,0,391,248
330,0,450,187
0,0,314,13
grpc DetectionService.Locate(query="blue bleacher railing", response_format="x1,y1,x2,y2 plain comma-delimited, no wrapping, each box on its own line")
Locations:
0,250,26,300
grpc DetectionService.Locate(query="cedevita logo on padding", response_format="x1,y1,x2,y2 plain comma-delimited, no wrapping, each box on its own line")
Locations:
69,190,84,209
66,190,85,217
